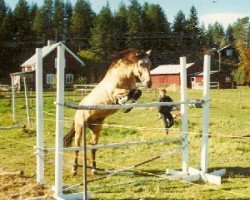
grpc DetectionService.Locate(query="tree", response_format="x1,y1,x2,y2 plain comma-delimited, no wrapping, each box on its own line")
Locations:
127,0,143,48
113,2,128,51
186,5,200,57
12,0,33,40
225,24,234,44
90,3,114,55
43,0,54,40
141,3,171,51
172,10,188,58
207,22,224,46
70,0,95,48
53,0,65,41
0,0,7,23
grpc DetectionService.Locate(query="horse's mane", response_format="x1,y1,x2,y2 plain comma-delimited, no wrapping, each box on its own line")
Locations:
109,49,148,69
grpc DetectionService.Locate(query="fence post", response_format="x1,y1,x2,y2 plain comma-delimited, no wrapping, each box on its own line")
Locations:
36,48,44,184
11,75,16,122
201,55,211,173
55,44,65,198
23,77,31,128
180,57,189,174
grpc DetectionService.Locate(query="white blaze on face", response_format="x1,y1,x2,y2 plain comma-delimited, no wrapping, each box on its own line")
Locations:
137,57,151,87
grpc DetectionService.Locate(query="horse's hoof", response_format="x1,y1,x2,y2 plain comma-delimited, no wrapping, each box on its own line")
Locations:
91,169,97,176
123,108,132,113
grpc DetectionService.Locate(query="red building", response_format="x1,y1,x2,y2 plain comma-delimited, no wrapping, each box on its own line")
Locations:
10,41,85,91
150,63,198,88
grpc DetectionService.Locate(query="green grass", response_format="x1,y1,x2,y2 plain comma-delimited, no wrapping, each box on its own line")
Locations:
0,87,249,199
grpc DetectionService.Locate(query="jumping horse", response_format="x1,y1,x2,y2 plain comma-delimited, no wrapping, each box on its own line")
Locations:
64,49,152,175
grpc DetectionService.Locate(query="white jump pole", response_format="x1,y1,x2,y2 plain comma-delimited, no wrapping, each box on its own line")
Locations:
180,57,189,174
55,44,65,198
11,75,16,122
23,76,31,128
36,48,44,184
201,55,211,173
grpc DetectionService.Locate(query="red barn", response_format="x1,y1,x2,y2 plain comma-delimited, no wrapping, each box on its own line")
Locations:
150,63,197,88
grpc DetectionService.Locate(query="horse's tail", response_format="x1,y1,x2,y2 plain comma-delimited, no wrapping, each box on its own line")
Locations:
64,122,75,147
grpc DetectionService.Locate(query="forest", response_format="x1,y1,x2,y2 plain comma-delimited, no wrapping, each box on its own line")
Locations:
0,0,249,84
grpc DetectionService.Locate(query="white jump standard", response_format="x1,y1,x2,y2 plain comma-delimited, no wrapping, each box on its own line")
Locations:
165,55,226,185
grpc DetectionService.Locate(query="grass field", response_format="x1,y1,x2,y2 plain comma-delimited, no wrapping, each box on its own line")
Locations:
0,87,249,199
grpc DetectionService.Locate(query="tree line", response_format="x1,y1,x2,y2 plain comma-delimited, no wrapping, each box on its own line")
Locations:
0,0,249,84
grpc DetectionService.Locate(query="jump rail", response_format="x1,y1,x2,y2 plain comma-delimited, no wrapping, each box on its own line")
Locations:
60,100,203,110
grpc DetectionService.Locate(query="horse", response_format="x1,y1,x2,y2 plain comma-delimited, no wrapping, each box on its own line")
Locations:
64,48,152,176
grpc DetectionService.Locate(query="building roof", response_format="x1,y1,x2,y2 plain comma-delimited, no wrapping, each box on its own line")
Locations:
21,42,85,67
150,63,194,75
193,70,220,76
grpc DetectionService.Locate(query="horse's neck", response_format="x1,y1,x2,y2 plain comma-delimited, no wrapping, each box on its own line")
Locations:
105,64,136,88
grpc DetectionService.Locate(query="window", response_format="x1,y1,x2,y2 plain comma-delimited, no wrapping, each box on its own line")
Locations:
225,77,231,83
226,49,233,57
46,74,55,84
66,74,74,84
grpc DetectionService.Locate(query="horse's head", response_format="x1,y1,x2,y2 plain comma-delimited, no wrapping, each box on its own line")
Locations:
133,50,152,88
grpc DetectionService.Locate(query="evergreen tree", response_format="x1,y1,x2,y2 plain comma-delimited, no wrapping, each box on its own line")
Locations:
64,0,73,40
206,22,224,46
54,0,64,41
0,0,7,22
127,0,143,48
43,0,54,41
186,5,200,57
225,24,234,44
172,10,188,58
113,2,128,50
90,3,114,54
141,3,171,51
13,0,33,40
70,0,95,48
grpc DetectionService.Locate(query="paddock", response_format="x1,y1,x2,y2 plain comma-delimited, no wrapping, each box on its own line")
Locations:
0,47,249,199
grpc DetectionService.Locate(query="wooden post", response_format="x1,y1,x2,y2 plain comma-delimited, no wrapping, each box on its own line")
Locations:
23,77,31,128
55,44,65,198
82,121,88,200
180,57,189,174
36,48,44,184
11,75,16,122
201,55,211,173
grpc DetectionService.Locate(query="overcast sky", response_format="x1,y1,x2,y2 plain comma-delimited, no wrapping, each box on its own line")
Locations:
7,0,250,28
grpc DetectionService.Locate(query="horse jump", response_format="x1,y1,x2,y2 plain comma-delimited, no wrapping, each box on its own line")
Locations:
35,45,225,200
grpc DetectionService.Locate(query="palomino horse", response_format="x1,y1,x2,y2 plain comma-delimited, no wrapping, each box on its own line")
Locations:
64,49,152,175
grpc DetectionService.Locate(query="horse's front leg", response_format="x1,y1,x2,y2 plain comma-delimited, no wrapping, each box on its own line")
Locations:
89,122,102,175
123,89,142,113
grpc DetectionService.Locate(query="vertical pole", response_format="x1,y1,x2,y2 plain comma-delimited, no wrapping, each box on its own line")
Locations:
11,75,16,122
82,121,88,200
201,55,211,173
55,44,65,197
36,48,44,183
180,57,189,174
23,77,31,128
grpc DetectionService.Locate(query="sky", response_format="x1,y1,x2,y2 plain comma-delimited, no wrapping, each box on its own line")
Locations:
6,0,250,28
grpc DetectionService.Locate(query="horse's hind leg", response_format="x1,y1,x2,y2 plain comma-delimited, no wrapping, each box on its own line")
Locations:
72,123,83,176
89,122,103,175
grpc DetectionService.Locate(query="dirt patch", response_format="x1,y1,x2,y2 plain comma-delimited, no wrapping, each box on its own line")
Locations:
0,168,53,200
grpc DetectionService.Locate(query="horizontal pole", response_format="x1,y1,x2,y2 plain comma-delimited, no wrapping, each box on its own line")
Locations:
38,137,182,152
62,100,203,110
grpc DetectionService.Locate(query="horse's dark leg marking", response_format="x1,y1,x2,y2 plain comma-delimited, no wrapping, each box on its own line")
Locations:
123,89,142,113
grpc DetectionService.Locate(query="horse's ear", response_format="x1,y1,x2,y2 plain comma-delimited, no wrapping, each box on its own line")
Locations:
146,50,152,56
